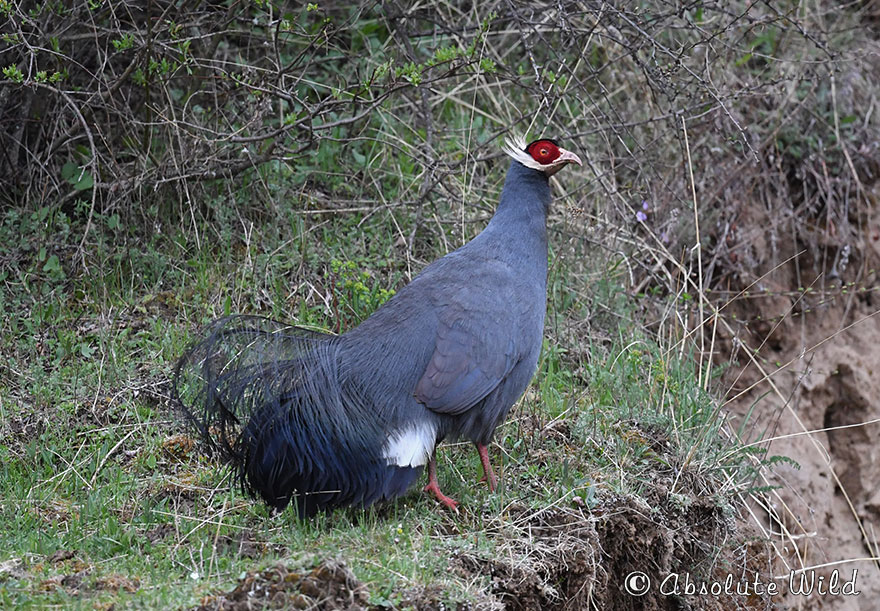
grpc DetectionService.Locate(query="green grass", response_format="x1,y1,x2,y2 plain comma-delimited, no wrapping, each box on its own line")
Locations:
0,198,752,607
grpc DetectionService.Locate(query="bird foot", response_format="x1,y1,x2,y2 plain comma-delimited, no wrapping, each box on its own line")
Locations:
478,471,498,492
476,443,498,492
423,482,459,512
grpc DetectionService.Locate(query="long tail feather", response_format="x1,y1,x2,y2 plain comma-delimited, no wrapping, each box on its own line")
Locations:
172,315,420,516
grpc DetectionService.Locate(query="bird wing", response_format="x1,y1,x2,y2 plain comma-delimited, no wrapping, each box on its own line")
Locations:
414,304,518,415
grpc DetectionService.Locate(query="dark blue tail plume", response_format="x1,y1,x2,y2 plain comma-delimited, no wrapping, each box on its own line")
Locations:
172,315,420,516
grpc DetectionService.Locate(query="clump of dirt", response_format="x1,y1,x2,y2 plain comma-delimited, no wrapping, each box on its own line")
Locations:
197,560,490,611
162,433,198,461
455,487,769,611
48,550,76,564
94,574,141,593
196,561,369,611
35,550,140,597
456,505,598,610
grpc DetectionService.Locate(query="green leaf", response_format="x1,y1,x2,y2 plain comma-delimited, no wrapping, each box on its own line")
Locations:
61,162,78,182
42,254,61,274
61,162,94,190
73,171,94,191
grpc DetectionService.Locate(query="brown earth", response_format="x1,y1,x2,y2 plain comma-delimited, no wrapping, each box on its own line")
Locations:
194,452,772,610
718,184,880,610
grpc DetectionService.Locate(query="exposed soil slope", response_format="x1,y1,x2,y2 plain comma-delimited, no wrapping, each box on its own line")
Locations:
719,183,880,610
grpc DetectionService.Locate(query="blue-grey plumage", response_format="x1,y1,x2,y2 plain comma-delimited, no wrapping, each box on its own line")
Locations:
172,138,581,516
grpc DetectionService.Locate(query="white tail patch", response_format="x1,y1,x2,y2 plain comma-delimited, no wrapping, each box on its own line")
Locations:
383,421,437,468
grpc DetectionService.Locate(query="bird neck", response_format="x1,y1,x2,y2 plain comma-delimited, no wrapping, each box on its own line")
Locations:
482,162,551,252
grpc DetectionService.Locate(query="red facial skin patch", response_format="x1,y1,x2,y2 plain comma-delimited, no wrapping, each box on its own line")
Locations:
526,140,561,164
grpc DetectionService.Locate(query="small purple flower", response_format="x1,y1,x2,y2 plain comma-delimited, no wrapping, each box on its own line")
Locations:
636,210,647,222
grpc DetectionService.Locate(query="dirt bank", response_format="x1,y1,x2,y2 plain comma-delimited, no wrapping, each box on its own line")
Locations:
719,183,880,610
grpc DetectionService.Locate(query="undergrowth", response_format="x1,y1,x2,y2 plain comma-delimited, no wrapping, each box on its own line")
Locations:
1,0,878,608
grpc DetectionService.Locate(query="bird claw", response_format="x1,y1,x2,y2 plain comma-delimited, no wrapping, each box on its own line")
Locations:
424,453,460,512
478,471,498,492
423,482,459,512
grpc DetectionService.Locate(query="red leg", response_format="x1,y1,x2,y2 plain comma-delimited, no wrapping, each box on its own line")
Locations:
423,453,459,512
476,443,498,491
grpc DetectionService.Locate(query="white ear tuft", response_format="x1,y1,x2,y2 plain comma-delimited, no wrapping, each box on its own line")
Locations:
502,133,544,171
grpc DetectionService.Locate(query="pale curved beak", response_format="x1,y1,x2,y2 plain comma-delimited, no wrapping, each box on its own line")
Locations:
545,147,582,176
557,147,582,167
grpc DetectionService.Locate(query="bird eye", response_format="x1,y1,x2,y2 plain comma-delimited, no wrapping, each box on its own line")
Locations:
526,140,559,163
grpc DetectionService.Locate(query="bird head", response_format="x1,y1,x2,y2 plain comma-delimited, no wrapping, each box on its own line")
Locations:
504,136,582,177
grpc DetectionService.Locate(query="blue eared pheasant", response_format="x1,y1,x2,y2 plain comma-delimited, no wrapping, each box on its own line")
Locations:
173,137,581,516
